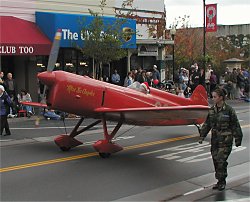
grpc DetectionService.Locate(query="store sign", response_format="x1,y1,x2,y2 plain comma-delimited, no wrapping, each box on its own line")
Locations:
36,12,136,49
0,45,36,55
138,45,158,56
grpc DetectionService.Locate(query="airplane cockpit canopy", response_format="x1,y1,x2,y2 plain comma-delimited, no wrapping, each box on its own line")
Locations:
127,81,149,94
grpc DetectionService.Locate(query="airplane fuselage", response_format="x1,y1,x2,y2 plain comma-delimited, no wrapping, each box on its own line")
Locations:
38,71,209,126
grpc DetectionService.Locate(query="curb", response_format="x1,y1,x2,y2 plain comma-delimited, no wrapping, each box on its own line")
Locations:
114,162,250,202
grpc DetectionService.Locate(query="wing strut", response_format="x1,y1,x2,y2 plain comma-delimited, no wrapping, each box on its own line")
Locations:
69,118,102,138
54,118,101,151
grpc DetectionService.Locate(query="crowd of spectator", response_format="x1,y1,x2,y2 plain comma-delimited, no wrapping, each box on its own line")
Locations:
110,63,249,100
172,64,249,99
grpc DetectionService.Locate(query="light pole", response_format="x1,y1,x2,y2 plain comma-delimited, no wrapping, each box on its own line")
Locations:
170,27,176,81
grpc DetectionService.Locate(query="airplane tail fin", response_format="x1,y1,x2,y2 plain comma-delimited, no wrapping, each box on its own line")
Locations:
190,85,208,106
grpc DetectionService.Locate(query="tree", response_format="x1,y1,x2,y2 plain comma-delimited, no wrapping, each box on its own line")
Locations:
77,1,132,79
167,15,250,72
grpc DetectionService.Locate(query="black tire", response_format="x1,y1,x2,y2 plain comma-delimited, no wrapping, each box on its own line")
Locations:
99,153,111,158
60,146,70,151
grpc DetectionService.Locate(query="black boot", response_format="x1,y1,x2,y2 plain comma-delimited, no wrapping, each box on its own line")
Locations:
212,182,219,190
218,180,226,191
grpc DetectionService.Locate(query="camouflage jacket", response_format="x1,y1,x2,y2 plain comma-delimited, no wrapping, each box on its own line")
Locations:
200,102,243,147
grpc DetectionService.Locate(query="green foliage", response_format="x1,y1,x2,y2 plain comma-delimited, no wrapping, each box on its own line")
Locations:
169,15,249,70
78,9,128,65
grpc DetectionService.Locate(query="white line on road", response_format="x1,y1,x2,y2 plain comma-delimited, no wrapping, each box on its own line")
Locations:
183,187,205,196
10,125,117,130
0,139,14,142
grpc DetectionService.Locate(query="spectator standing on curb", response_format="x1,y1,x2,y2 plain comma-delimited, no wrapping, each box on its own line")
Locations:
209,71,217,97
152,65,160,81
236,68,245,98
198,88,243,191
137,70,147,83
0,85,12,136
123,71,134,87
224,68,233,99
135,67,142,82
205,65,213,96
230,68,238,99
4,73,18,115
111,69,120,85
0,71,4,86
191,65,200,92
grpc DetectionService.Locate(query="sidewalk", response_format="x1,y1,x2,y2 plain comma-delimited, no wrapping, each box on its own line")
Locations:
7,114,79,123
115,162,250,201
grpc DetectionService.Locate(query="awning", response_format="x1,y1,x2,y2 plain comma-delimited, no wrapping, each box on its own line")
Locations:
0,16,52,56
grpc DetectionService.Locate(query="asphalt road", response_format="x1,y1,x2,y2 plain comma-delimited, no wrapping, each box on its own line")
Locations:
0,101,249,201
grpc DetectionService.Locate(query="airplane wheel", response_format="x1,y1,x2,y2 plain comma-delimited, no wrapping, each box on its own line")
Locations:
60,146,71,151
99,153,111,158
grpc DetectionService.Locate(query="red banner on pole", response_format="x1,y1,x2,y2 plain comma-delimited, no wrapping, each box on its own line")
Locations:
206,4,217,32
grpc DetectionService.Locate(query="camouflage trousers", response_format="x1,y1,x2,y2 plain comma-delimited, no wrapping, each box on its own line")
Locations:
211,146,232,181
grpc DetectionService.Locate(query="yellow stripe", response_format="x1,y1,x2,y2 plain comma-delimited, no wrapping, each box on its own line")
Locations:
0,134,195,173
0,153,97,173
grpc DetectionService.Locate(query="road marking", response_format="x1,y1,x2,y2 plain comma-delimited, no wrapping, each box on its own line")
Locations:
183,187,205,195
0,139,14,142
181,146,246,163
141,142,247,163
0,134,196,173
139,124,249,163
140,142,210,156
1,124,249,173
10,124,117,130
0,153,97,173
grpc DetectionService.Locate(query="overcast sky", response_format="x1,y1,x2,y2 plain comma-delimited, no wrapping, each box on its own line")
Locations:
165,0,250,28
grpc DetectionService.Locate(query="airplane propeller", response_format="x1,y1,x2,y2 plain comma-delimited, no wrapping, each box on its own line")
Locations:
41,29,62,101
46,29,62,72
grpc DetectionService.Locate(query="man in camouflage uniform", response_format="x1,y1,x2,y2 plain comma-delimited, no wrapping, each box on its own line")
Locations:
199,88,243,191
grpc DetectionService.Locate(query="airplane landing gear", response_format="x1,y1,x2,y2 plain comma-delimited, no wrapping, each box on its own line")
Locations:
54,116,124,157
93,118,123,158
54,118,102,151
93,139,123,158
54,134,83,151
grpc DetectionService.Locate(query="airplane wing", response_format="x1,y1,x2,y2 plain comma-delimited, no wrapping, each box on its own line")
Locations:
20,101,47,108
95,105,209,126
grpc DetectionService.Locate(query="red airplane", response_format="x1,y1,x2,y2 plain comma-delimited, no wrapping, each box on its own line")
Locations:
22,30,209,158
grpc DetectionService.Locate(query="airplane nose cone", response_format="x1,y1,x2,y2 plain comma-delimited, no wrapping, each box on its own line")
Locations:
38,71,56,86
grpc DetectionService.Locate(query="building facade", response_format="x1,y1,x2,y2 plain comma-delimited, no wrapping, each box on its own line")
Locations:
1,0,171,101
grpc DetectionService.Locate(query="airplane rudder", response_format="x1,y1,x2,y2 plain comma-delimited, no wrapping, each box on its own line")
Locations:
191,85,208,105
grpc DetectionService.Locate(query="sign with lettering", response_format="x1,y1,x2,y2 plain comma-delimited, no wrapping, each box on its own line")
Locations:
0,44,50,55
36,12,136,49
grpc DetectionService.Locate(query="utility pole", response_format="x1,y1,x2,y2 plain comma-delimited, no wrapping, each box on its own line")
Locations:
203,0,206,83
170,27,176,82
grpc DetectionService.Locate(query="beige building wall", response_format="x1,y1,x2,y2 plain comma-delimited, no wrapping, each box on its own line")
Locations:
115,0,166,40
0,0,116,22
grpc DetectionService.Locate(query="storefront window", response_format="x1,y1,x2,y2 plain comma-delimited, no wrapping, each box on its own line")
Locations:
36,48,92,76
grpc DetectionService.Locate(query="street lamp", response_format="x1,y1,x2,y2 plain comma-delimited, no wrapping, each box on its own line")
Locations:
170,27,176,81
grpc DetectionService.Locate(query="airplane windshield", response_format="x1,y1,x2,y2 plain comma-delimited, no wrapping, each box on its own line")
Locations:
127,81,149,94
